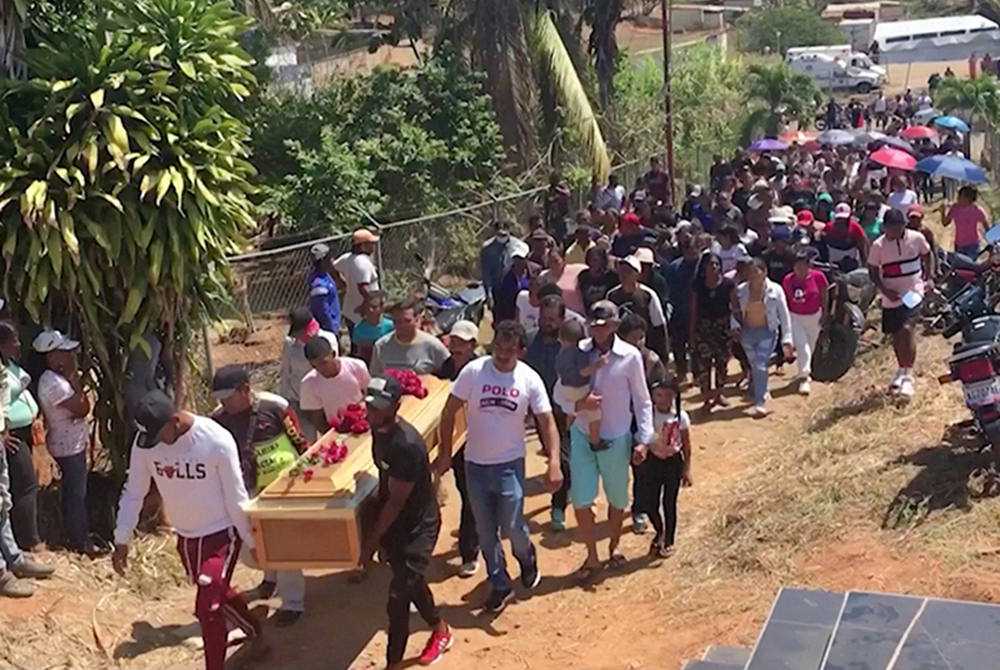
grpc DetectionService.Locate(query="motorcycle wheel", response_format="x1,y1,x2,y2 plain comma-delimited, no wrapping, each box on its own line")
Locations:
811,322,859,382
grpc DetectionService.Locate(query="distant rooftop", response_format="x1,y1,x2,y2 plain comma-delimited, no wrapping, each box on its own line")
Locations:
874,14,999,41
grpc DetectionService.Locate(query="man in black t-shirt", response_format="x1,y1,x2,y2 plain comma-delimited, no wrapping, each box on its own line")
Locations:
359,375,452,668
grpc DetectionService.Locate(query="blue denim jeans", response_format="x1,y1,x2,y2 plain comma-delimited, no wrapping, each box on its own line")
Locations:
465,458,536,593
0,448,23,572
741,326,777,407
55,453,90,551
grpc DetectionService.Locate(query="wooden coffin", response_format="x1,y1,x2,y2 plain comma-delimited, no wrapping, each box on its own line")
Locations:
244,375,466,570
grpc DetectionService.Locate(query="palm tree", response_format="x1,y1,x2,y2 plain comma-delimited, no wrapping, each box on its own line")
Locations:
586,0,622,108
935,74,1000,131
471,0,537,167
535,10,610,179
741,62,820,143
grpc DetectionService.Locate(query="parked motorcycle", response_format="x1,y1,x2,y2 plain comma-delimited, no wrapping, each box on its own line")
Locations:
937,279,1000,451
414,253,486,336
810,260,877,382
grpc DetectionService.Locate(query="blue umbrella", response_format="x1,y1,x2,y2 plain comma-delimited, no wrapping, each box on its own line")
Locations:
932,115,970,133
816,129,855,146
915,155,989,184
748,138,788,152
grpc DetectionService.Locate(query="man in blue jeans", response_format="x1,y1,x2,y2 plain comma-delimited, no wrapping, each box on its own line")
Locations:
438,320,562,614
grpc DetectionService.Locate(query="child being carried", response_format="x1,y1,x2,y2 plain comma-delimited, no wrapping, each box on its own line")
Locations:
555,320,609,450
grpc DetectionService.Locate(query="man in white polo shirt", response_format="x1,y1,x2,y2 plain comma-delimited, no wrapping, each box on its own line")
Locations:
438,320,561,614
557,300,653,583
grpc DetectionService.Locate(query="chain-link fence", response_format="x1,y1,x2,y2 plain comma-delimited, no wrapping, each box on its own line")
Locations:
227,158,646,325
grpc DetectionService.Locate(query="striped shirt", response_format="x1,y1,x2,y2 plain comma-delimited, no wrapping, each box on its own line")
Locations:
868,230,931,308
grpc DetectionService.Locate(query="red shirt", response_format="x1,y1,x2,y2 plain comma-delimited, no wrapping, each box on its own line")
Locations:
782,269,829,315
823,219,867,266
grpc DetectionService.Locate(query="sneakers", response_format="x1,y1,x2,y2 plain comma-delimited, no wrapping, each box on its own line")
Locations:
632,514,648,535
274,610,302,627
458,560,478,578
551,507,566,532
798,378,811,396
484,588,513,614
899,375,915,398
418,625,453,666
10,557,55,579
0,573,34,598
889,368,905,392
520,560,541,590
244,579,277,602
747,405,771,418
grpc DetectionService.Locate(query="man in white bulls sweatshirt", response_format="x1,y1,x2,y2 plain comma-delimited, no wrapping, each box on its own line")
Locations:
112,390,266,670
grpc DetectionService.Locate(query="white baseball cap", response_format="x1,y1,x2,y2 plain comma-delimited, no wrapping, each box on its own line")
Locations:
449,320,479,343
620,255,642,273
32,329,80,353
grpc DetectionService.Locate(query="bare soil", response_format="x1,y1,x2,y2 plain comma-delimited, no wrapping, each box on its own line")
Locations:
7,313,1000,670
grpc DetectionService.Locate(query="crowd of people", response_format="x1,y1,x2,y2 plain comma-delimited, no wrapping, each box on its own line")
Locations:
0,86,991,670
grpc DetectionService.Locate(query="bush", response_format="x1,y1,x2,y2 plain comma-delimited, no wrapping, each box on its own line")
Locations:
737,5,845,55
251,46,514,234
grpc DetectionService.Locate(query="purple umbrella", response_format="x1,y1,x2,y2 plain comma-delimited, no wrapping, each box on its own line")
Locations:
748,138,788,152
874,135,916,155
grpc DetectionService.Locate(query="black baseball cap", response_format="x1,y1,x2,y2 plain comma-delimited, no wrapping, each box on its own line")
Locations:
211,365,249,400
133,390,176,449
365,376,402,410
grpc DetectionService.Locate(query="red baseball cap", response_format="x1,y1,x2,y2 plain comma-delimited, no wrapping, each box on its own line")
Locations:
796,210,815,226
907,203,925,218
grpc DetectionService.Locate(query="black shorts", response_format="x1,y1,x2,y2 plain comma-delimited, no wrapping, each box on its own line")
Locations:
882,305,915,335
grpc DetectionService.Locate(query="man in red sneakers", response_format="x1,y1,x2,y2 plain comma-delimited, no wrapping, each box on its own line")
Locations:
359,376,452,667
112,391,265,670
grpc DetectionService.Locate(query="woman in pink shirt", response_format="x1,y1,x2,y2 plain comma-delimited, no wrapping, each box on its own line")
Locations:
944,185,990,259
540,248,587,315
781,252,829,395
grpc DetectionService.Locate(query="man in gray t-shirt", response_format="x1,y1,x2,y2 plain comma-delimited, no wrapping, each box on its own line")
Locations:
371,298,449,375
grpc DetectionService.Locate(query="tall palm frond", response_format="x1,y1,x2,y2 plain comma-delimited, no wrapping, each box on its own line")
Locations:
936,74,1000,128
741,62,820,142
535,10,611,179
473,0,535,167
0,0,27,79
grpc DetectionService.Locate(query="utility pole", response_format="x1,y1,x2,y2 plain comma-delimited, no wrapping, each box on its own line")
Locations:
660,0,676,206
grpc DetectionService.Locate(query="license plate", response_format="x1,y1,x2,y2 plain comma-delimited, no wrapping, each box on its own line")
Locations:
964,378,1000,407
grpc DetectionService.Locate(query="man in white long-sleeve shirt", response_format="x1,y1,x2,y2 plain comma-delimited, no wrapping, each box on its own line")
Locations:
556,301,653,582
112,391,265,670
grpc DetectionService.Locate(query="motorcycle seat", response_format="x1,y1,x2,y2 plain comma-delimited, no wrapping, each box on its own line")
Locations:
951,341,1000,360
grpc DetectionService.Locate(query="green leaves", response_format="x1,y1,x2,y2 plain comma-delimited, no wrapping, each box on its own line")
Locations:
252,47,506,234
0,0,258,469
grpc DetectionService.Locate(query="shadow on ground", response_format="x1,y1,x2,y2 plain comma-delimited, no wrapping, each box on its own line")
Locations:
883,422,1000,529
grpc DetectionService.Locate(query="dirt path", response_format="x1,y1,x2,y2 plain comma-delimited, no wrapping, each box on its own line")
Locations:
6,330,999,670
307,377,820,670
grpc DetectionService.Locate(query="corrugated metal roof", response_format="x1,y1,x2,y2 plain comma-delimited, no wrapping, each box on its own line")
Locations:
874,14,998,41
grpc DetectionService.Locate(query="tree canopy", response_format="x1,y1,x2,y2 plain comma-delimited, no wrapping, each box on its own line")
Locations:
737,5,845,55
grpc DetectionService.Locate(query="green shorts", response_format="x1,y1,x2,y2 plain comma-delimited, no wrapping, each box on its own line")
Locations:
569,426,632,511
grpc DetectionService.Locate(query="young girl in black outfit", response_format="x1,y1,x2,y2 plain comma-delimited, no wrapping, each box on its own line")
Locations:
632,375,693,558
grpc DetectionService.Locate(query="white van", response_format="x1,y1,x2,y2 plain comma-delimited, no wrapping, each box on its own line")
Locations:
786,45,886,77
787,52,885,93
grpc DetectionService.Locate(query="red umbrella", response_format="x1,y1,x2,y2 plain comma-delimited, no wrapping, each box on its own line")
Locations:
870,146,917,171
899,125,937,140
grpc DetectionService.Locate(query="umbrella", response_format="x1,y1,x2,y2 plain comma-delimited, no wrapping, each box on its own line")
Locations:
900,125,937,140
816,129,855,146
851,129,885,146
748,138,788,152
913,107,941,123
933,115,970,133
870,146,917,171
915,155,989,184
874,135,916,154
780,130,815,144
